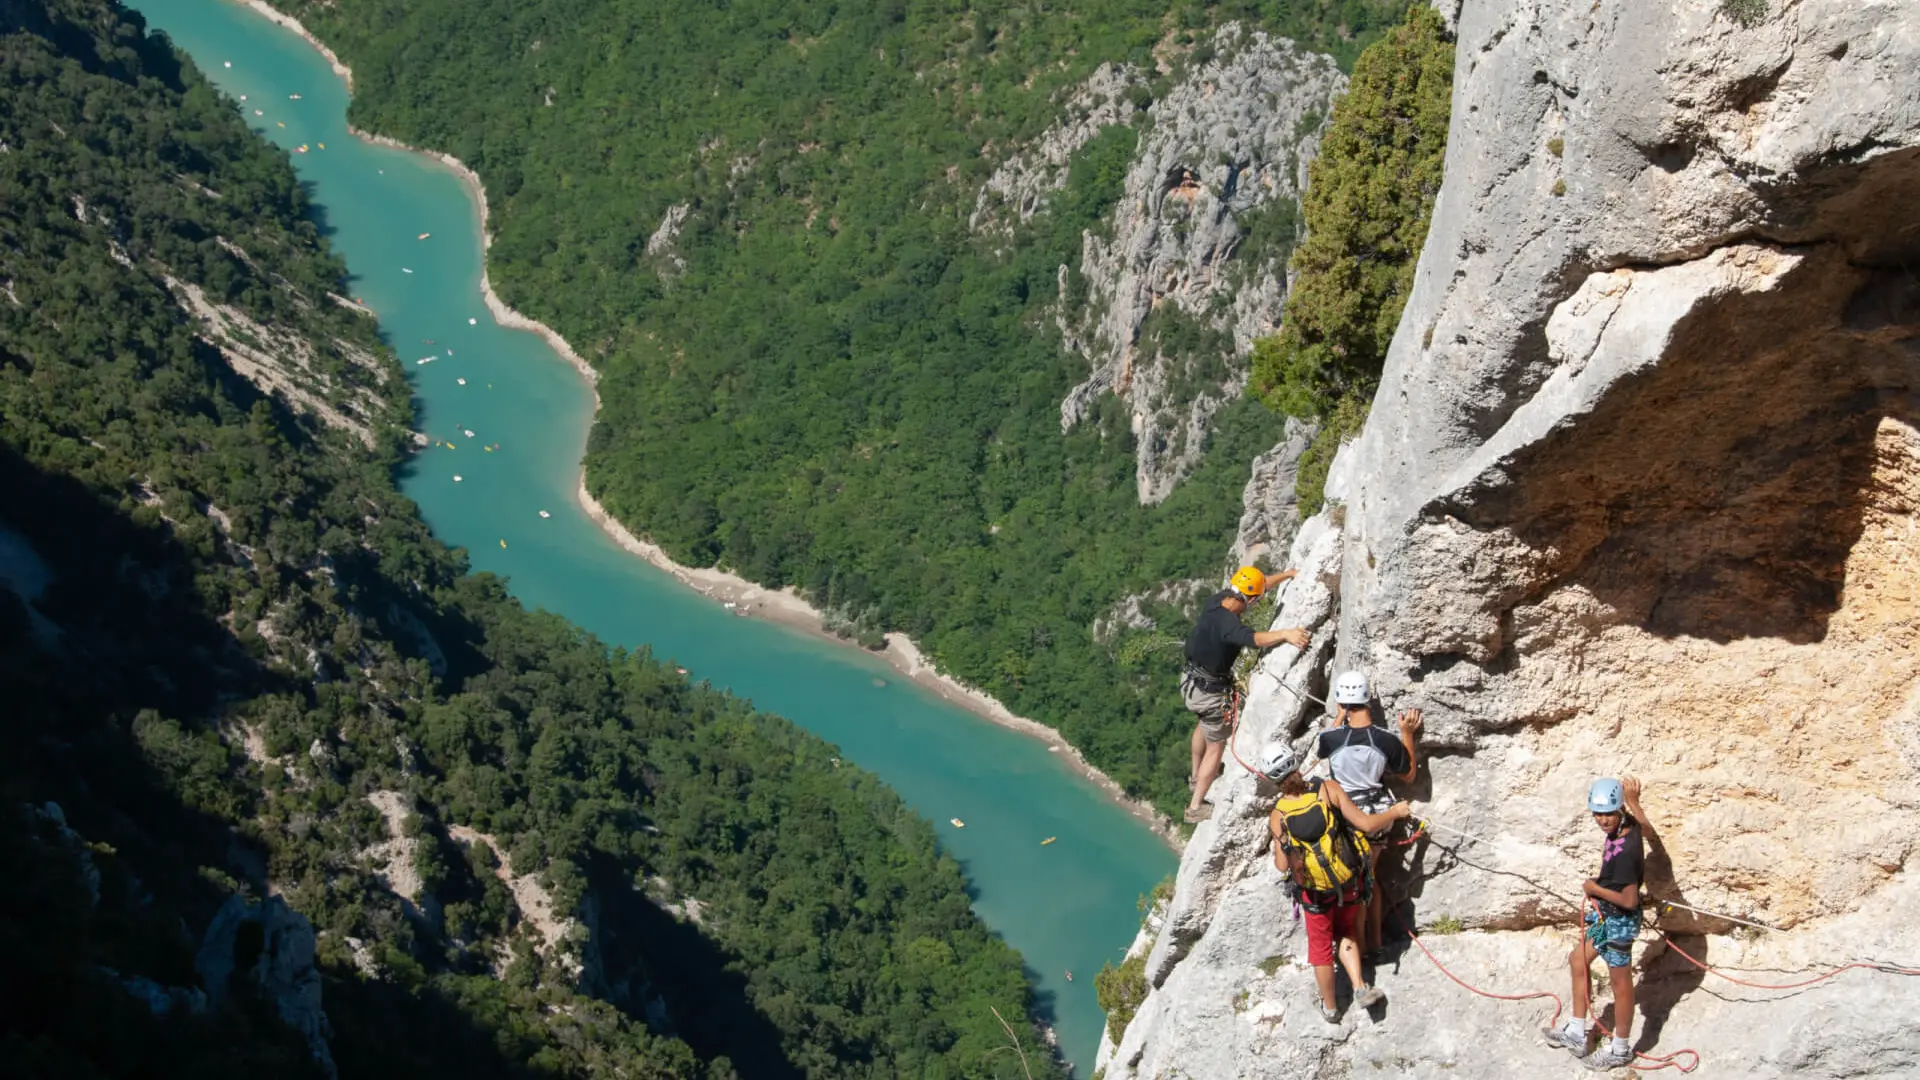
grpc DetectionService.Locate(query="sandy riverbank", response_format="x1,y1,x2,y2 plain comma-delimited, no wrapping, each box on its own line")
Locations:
240,0,1180,851
576,480,1181,847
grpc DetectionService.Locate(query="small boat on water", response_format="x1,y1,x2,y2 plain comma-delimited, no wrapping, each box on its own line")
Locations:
468,317,477,325
317,143,325,150
457,378,467,386
499,539,507,549
538,510,551,518
462,429,475,438
224,61,231,68
950,818,966,828
415,356,434,365
453,475,463,482
1064,971,1073,982
402,267,414,274
675,667,689,675
1041,837,1056,846
275,122,284,128
417,232,431,240
295,145,308,154
253,110,263,116
288,93,301,100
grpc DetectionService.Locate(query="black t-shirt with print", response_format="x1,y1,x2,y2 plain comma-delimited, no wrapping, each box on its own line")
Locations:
1594,820,1645,916
1183,589,1255,680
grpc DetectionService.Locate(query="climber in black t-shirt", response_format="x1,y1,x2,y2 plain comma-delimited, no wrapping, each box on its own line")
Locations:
1178,565,1311,824
1545,776,1650,1071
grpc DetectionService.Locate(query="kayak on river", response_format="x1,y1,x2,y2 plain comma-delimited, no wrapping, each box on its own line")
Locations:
950,818,965,828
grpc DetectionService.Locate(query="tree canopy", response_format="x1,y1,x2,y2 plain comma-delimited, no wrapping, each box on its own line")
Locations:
1250,5,1453,510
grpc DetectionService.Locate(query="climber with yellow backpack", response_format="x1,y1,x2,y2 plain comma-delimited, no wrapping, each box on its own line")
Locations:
1261,742,1414,1023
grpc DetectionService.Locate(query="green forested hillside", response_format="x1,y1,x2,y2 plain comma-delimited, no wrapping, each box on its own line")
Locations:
0,3,1056,1076
266,0,1412,819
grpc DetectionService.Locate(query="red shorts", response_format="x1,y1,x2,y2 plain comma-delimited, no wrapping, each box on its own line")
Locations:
1303,892,1365,966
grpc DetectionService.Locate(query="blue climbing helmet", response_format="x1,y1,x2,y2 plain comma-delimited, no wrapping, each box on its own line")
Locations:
1588,777,1625,814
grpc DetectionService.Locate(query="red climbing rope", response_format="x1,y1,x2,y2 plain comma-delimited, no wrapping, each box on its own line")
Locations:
1395,908,1567,1025
1391,906,1702,1072
1659,934,1920,989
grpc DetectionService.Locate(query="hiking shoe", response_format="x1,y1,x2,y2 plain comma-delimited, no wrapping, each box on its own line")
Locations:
1318,1001,1340,1024
1353,985,1386,1009
1582,1045,1634,1071
1543,1024,1590,1054
1183,804,1214,824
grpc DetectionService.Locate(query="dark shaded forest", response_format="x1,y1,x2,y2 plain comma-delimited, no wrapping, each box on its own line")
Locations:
266,0,1414,820
0,2,1059,1076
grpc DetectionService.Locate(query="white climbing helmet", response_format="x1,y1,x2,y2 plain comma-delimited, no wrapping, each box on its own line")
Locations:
1258,742,1301,782
1332,670,1370,706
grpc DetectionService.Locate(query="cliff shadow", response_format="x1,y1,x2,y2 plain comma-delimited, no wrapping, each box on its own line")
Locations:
582,859,802,1080
1446,249,1919,648
0,446,320,1075
1438,145,1920,650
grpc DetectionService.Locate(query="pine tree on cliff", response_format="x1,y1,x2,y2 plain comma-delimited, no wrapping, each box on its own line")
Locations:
1251,5,1454,509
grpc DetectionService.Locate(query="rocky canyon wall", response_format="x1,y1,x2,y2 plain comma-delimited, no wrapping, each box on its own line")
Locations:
1102,2,1920,1076
978,24,1342,507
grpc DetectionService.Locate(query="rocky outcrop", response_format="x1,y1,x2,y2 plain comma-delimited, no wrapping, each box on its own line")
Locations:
1105,2,1920,1076
1230,416,1316,566
164,276,381,445
1051,24,1344,503
971,62,1141,235
197,895,336,1078
447,824,583,978
644,203,690,275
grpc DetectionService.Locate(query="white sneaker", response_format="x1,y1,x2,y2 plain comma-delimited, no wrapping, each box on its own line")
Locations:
1543,1023,1590,1054
1582,1045,1634,1071
1354,985,1386,1009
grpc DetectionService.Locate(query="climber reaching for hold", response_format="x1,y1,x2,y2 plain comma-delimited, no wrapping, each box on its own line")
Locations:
1261,742,1413,1023
1179,566,1311,824
1546,775,1648,1071
1316,670,1423,957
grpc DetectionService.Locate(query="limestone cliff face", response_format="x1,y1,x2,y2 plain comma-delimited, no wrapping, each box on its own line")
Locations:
1104,3,1920,1077
1033,24,1342,504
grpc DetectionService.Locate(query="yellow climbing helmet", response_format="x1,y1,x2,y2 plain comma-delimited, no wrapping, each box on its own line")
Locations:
1230,566,1268,598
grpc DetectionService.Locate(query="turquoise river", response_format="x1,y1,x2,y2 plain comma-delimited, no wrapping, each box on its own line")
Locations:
128,0,1177,1071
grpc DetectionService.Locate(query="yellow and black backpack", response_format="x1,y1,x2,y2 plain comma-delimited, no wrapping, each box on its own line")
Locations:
1271,781,1371,912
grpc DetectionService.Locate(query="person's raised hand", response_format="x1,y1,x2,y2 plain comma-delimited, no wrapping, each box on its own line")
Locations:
1273,569,1300,585
1399,708,1423,738
1393,801,1413,820
1622,775,1644,815
1278,627,1310,649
